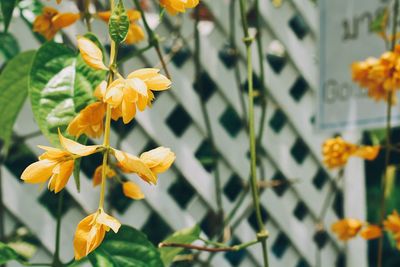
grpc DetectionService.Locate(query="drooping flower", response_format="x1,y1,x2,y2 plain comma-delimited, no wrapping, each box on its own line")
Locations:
360,225,382,240
77,36,108,70
92,165,116,187
21,130,100,193
384,210,400,249
123,181,145,200
113,147,175,191
331,219,363,241
105,68,171,123
97,10,145,45
73,209,121,260
33,7,80,40
322,137,380,169
159,0,199,15
67,102,106,138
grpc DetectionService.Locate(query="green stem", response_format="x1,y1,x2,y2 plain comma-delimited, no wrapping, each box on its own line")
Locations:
84,0,92,32
52,190,64,267
239,1,269,266
133,0,171,78
159,239,259,252
194,5,223,231
254,0,268,149
377,2,398,266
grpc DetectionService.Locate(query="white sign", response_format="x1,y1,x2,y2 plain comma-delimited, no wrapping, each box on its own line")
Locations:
318,0,400,131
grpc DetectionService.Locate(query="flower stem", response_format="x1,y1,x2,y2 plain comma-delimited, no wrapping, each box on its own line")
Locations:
99,0,118,210
159,239,259,252
133,0,171,79
377,1,398,266
239,0,269,266
194,5,223,232
84,0,92,32
52,190,64,267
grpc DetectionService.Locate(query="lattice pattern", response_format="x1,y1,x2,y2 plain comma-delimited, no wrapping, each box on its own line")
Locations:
1,0,352,266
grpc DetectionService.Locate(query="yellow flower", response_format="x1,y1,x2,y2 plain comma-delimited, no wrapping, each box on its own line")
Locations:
122,181,145,200
140,147,176,174
77,36,108,70
73,209,121,260
92,165,116,187
322,137,380,169
67,102,106,139
33,7,80,40
331,219,363,241
97,10,145,45
384,210,400,249
160,0,199,15
352,45,400,103
360,225,382,240
105,68,171,123
21,130,100,193
322,137,357,169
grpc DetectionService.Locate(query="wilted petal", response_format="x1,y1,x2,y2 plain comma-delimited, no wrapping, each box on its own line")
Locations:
77,36,108,70
114,149,157,184
21,159,57,183
123,181,145,200
140,147,175,173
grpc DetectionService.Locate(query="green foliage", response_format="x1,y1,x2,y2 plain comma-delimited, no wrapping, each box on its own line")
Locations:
159,225,200,266
108,0,130,44
0,50,35,152
0,0,17,32
0,32,20,60
369,128,386,145
88,225,164,267
0,242,25,265
29,41,105,146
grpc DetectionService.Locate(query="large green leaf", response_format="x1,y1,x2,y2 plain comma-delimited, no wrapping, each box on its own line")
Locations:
159,225,200,266
29,41,106,146
108,0,130,44
0,242,25,264
88,225,164,267
0,50,35,152
0,32,20,61
0,0,17,32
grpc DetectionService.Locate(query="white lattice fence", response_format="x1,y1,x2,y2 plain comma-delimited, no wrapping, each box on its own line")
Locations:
0,0,368,266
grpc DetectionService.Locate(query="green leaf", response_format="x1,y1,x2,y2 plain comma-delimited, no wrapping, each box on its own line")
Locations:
368,128,386,146
0,242,25,264
108,0,130,44
371,8,388,33
88,225,164,267
0,32,20,60
384,165,396,200
0,0,17,32
29,41,106,146
159,225,200,266
0,50,35,152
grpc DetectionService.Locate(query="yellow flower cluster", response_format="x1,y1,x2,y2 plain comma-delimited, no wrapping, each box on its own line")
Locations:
33,6,80,40
332,210,400,248
21,37,176,260
160,0,200,15
322,137,380,169
352,45,400,103
33,7,145,45
332,219,382,241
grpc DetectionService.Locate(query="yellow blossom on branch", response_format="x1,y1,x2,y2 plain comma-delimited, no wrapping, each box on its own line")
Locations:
21,130,100,193
322,137,380,169
360,225,382,240
73,209,121,260
384,210,400,249
97,10,145,45
123,181,145,200
77,36,108,70
33,7,80,40
160,0,199,15
331,219,363,241
68,102,106,138
92,165,116,187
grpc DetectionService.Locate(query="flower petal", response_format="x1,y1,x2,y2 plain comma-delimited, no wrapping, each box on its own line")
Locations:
21,159,57,183
360,225,382,240
58,129,100,156
77,36,108,70
140,147,175,173
96,210,121,233
123,181,145,200
114,149,157,184
73,213,104,260
127,68,160,80
53,160,74,193
52,13,80,29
